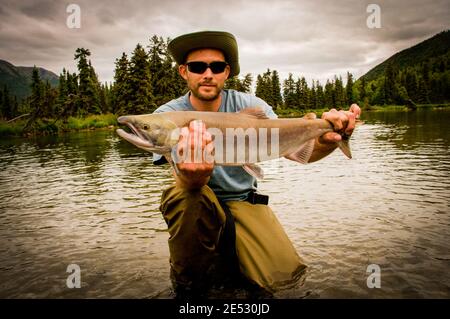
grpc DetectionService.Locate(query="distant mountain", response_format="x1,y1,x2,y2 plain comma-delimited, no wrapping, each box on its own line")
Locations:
362,30,450,82
0,59,59,100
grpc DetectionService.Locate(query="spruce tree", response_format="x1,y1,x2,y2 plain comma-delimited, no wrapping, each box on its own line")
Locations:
360,76,366,102
128,43,155,114
148,35,166,106
271,70,283,109
241,74,253,93
112,52,131,114
261,69,273,105
310,81,317,109
64,72,78,118
324,80,334,108
334,76,345,108
296,77,309,110
283,73,296,108
226,74,253,93
74,48,101,116
42,80,57,118
30,66,43,117
225,76,238,90
316,82,325,109
384,63,397,104
255,74,265,101
99,83,109,114
56,69,68,118
88,60,102,114
346,72,354,105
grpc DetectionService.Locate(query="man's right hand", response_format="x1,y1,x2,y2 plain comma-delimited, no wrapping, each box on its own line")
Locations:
174,120,215,189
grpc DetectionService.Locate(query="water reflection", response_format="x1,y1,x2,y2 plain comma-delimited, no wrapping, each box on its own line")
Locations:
368,109,450,151
0,110,449,298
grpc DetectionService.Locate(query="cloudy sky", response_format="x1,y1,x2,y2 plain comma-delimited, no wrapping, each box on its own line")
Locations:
1,0,449,85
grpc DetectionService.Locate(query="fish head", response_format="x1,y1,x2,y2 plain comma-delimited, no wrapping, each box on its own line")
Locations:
116,114,180,154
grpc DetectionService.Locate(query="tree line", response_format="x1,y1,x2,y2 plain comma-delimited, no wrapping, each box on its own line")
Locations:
364,53,450,106
1,35,449,123
254,52,450,111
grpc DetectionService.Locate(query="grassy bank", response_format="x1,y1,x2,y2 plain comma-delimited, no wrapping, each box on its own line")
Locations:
0,113,118,137
2,103,449,137
275,103,450,118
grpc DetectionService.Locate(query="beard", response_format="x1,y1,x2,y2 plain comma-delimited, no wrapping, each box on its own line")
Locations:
189,82,223,101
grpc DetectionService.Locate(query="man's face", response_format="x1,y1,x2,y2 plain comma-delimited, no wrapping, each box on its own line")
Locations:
179,49,230,102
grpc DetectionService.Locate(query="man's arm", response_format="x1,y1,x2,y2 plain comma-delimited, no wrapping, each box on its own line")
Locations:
307,104,361,163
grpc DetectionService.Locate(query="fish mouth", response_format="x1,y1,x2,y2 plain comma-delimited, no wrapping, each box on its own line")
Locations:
116,117,154,151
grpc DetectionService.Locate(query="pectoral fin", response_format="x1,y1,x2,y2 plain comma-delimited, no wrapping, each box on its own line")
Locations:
243,163,264,180
165,152,180,176
285,138,315,164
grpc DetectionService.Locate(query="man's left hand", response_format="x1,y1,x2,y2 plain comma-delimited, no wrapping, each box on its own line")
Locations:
320,103,361,144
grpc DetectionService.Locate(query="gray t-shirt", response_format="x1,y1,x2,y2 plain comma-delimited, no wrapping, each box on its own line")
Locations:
153,89,277,201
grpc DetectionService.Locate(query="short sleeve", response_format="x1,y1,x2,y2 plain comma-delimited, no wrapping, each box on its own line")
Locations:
250,95,278,119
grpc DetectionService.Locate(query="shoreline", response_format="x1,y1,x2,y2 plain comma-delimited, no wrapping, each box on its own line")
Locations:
0,113,118,138
276,103,450,118
1,104,449,138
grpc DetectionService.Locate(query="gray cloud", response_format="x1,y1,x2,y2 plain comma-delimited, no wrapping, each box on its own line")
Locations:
0,0,448,86
19,0,62,20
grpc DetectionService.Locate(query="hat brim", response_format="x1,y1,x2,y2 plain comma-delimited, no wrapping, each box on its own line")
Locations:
168,31,240,77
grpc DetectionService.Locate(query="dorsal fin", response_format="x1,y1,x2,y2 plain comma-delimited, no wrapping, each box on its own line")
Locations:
238,107,269,119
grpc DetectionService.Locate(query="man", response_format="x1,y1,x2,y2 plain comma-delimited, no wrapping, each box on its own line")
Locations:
154,31,361,297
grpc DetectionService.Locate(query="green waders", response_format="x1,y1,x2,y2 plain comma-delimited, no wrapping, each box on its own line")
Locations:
160,184,307,295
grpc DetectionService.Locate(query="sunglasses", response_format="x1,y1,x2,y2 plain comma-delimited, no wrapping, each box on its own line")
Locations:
185,61,229,74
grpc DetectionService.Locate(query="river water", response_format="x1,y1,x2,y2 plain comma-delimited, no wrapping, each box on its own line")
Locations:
0,109,449,298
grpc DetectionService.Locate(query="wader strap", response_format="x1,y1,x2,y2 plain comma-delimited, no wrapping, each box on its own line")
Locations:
245,191,269,205
217,199,241,277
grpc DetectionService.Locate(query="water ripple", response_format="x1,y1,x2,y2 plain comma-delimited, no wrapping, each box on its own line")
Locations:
1,111,450,298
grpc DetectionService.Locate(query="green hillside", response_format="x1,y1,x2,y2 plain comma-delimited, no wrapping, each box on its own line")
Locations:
0,59,59,100
358,30,450,106
362,30,450,82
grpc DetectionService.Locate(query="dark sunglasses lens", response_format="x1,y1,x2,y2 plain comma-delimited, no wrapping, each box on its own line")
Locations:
187,62,207,74
187,62,227,74
209,62,227,73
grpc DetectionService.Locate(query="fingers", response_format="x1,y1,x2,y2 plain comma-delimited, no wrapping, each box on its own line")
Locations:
322,108,357,134
344,111,356,135
319,131,341,144
204,133,215,164
175,123,214,187
349,103,361,119
321,108,346,132
176,120,214,165
188,120,203,157
176,126,189,158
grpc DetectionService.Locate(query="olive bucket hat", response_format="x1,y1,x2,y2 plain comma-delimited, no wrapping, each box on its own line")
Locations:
168,31,240,77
